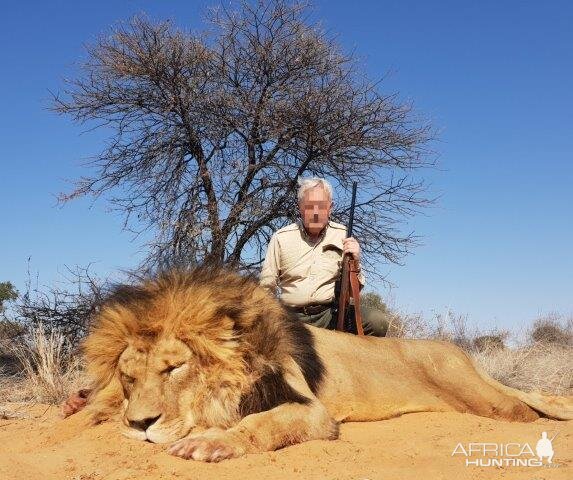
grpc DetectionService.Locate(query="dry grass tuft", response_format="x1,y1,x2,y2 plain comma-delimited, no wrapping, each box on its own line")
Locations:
2,324,85,404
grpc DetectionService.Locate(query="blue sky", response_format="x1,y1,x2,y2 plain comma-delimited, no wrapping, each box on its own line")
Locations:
1,1,571,333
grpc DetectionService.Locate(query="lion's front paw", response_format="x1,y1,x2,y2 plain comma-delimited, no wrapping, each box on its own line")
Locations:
168,428,246,462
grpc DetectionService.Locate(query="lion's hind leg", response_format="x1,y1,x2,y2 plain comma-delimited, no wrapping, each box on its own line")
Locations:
422,343,541,422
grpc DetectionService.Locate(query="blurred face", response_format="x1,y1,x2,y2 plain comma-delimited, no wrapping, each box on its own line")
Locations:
299,185,332,237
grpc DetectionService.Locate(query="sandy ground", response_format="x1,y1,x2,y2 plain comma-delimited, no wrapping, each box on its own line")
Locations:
0,404,571,480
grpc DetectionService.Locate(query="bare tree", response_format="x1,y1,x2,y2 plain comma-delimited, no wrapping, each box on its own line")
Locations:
53,0,435,277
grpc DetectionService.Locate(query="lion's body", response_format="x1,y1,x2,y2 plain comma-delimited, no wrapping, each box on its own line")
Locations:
82,267,573,462
313,330,537,422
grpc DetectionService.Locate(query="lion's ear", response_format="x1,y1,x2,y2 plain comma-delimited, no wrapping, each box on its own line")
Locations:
85,373,125,425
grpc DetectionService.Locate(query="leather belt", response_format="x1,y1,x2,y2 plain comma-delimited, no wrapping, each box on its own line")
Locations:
287,303,333,315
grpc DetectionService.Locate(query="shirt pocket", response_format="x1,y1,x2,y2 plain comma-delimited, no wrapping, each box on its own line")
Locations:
320,245,342,279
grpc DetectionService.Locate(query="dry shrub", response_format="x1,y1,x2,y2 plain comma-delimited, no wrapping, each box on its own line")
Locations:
5,324,85,404
385,310,428,338
529,313,573,346
0,321,26,376
387,308,480,353
0,348,21,376
473,342,573,396
0,319,26,340
361,292,390,313
0,376,16,404
16,265,103,348
473,333,508,353
429,310,479,351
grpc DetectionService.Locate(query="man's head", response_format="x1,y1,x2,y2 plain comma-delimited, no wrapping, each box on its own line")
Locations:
297,177,333,238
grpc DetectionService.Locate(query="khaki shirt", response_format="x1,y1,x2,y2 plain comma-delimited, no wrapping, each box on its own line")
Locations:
260,220,365,306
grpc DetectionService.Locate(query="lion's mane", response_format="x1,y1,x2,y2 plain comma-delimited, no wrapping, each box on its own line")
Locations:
83,266,325,425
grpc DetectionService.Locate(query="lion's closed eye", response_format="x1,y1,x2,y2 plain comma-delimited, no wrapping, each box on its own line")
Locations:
161,363,186,376
121,373,136,384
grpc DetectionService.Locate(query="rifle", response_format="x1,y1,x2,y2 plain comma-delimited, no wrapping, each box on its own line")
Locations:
334,181,364,335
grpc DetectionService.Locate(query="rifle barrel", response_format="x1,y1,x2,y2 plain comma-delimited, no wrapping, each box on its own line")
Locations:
347,181,357,238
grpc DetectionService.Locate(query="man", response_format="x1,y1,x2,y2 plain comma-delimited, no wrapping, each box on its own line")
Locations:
260,177,388,336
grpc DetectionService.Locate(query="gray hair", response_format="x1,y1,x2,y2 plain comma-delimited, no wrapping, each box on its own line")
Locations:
297,177,333,203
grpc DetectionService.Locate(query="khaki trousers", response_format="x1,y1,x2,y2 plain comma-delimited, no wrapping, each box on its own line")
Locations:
289,305,389,337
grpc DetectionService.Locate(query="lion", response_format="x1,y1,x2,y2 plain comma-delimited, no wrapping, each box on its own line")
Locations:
81,266,573,462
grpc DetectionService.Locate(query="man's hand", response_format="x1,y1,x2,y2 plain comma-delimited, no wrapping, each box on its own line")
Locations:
342,237,360,263
61,389,91,418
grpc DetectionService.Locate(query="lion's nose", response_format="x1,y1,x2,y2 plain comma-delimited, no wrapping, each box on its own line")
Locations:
128,414,161,431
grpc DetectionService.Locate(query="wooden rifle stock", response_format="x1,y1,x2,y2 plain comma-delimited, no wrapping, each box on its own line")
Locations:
335,182,364,335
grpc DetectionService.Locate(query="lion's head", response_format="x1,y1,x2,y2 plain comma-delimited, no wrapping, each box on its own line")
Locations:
82,266,322,444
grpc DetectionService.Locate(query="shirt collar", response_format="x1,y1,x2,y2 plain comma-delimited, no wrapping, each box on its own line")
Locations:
297,218,330,244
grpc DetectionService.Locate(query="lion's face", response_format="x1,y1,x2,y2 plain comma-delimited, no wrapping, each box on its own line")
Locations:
117,337,198,443
83,267,288,443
